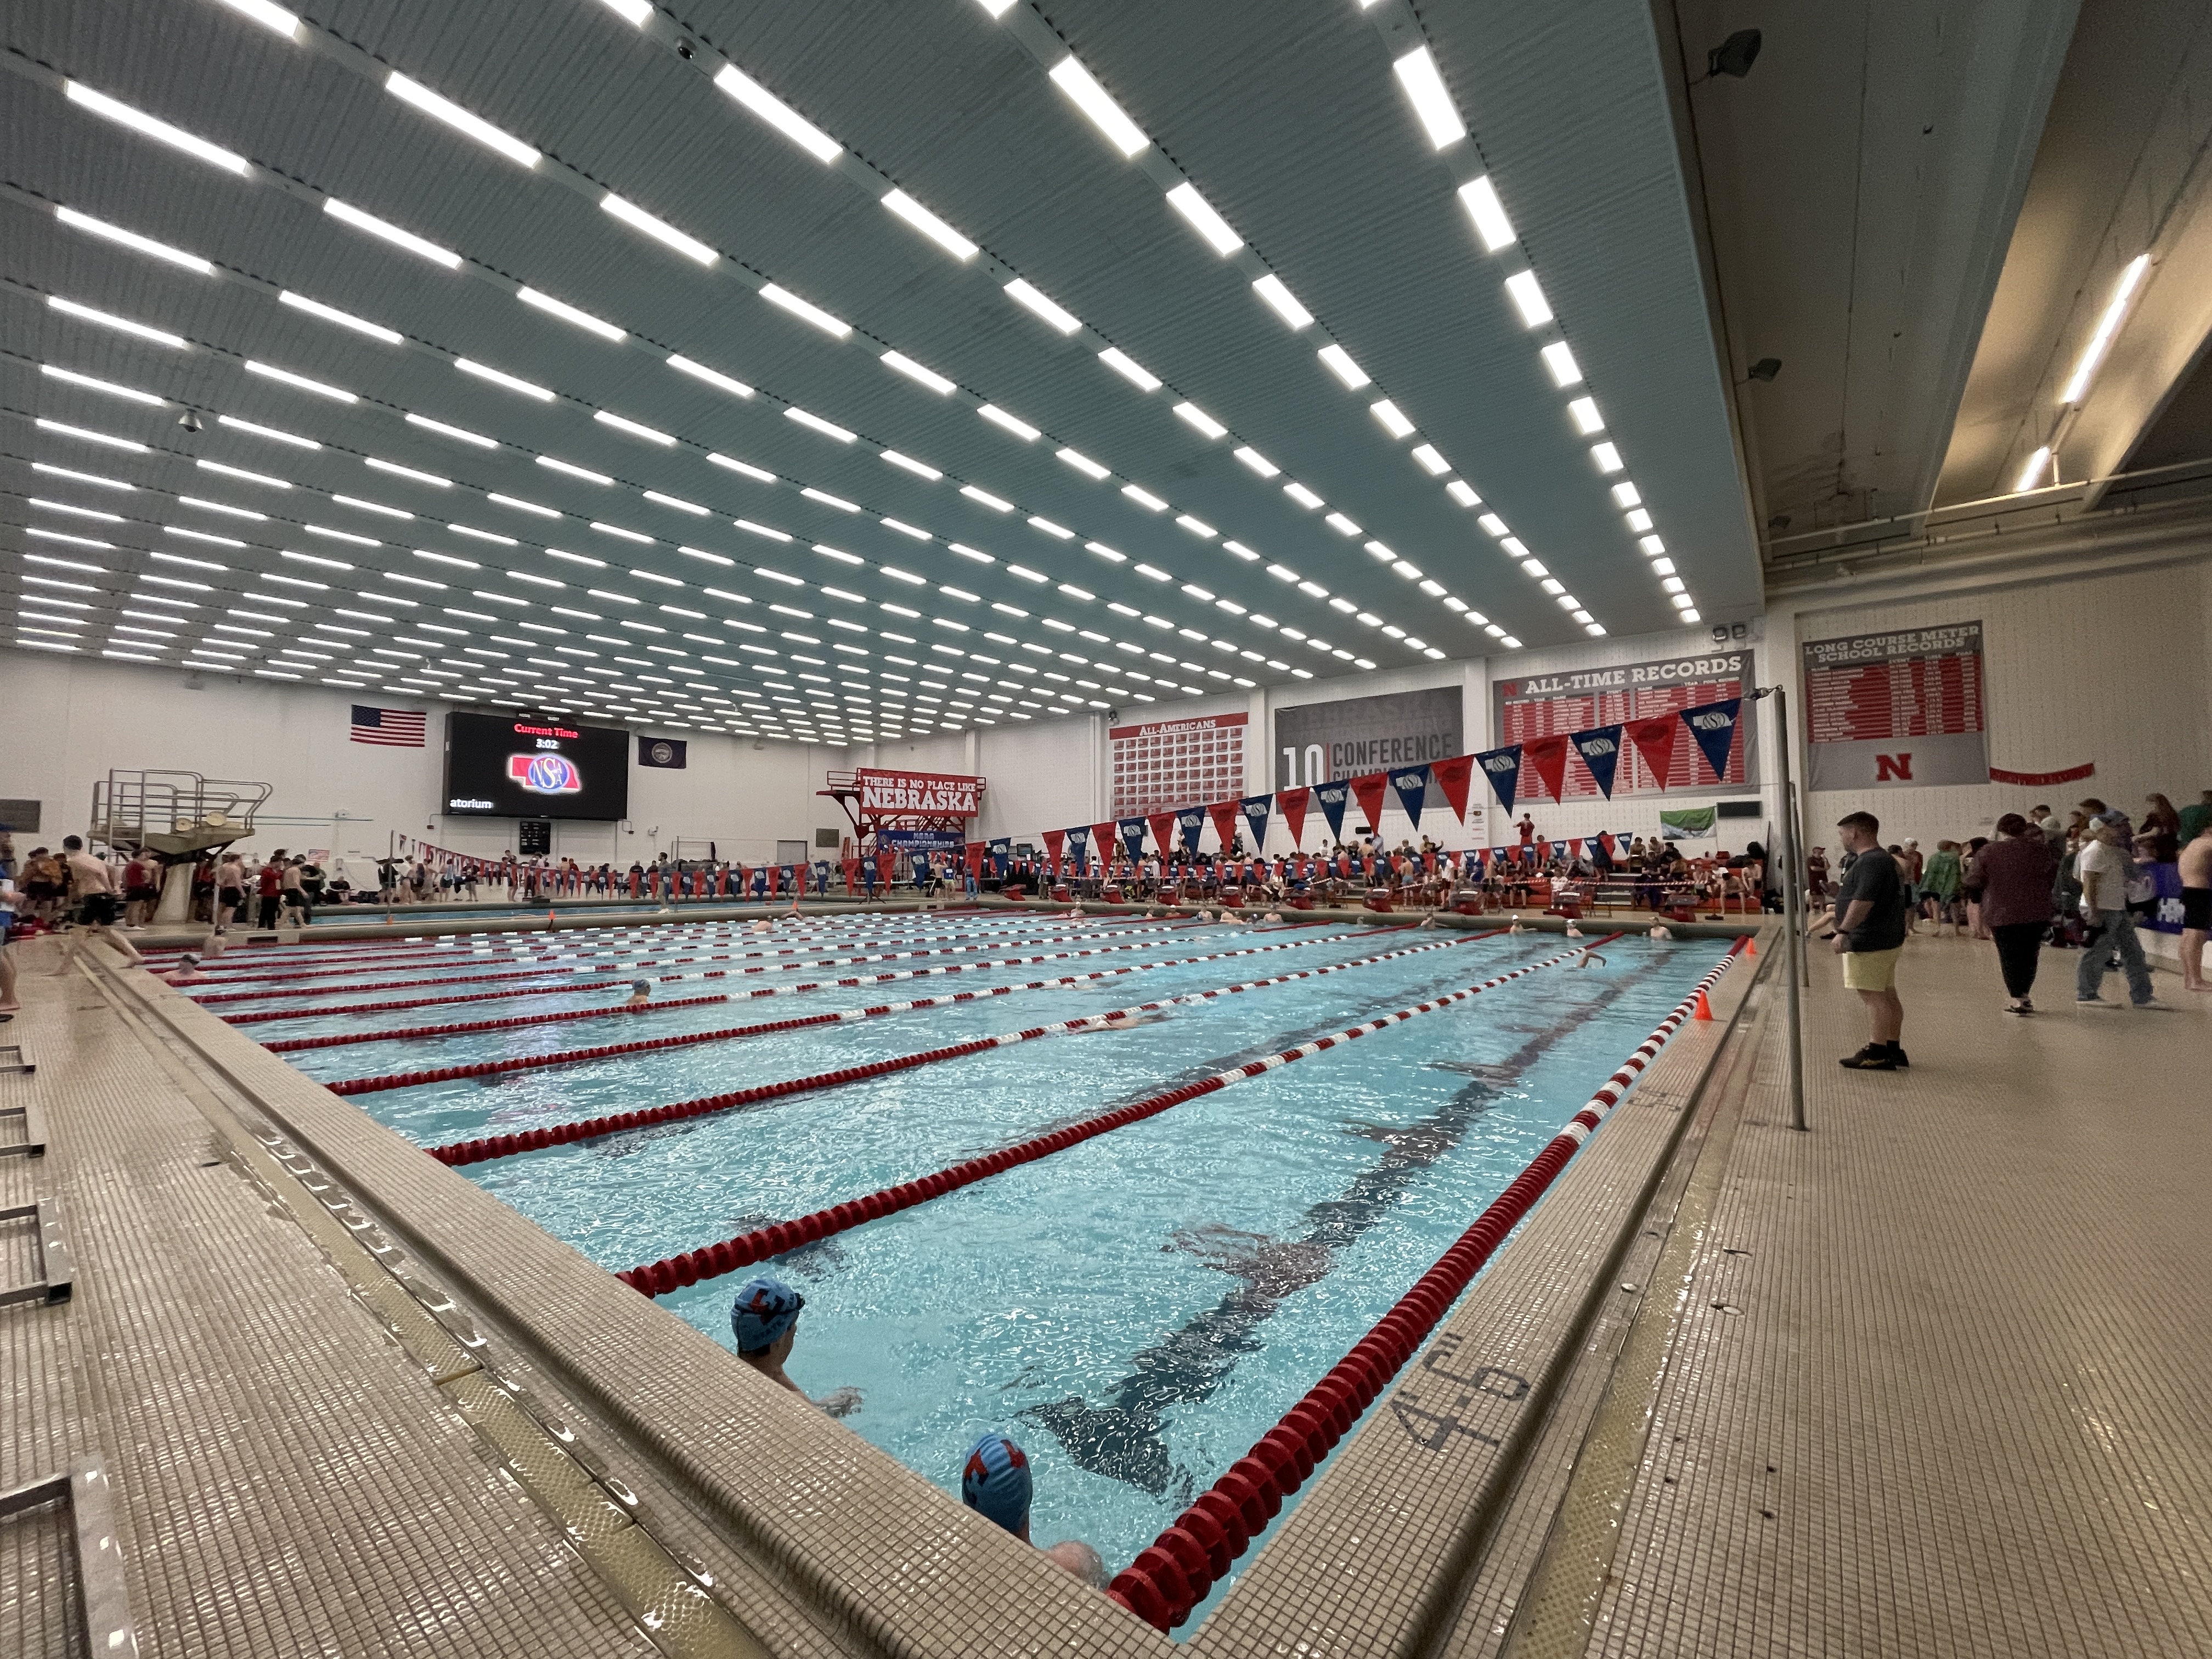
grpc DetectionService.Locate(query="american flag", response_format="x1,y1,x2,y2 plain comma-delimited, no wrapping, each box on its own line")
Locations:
349,706,426,747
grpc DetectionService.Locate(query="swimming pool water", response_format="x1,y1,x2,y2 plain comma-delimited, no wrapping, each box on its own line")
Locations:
240,912,1726,1621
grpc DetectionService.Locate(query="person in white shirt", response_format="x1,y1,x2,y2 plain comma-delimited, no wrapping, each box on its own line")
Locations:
2074,815,2161,1008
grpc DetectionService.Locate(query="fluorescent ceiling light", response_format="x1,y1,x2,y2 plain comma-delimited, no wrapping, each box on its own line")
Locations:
761,284,851,337
1446,479,1480,507
54,205,211,273
456,358,554,400
1122,484,1169,512
1085,541,1126,563
1233,446,1278,477
219,413,317,448
736,519,791,542
448,524,515,544
1251,275,1312,329
332,493,407,517
48,295,187,348
597,0,653,25
1175,515,1217,539
1165,183,1242,255
37,417,145,452
1057,447,1110,481
881,450,941,481
304,523,376,545
714,64,842,163
882,351,956,395
65,81,248,173
2061,253,2151,405
881,189,977,259
882,517,930,540
387,72,539,167
244,359,354,402
667,354,753,398
600,193,717,264
1005,279,1082,335
1590,442,1624,473
1325,512,1361,536
1391,47,1465,149
30,498,123,522
1048,56,1149,156
1098,347,1160,390
41,364,161,405
1173,402,1227,439
1369,399,1415,439
1410,443,1448,476
979,404,1041,441
1541,341,1582,386
406,411,496,448
785,406,856,443
323,198,461,268
1029,516,1074,539
279,290,402,343
1284,482,1324,510
1504,270,1553,327
518,286,623,341
1611,482,1641,507
644,490,708,515
802,488,860,513
539,455,614,484
1566,398,1606,437
214,0,300,37
366,457,451,487
961,485,1014,512
1626,507,1653,532
1457,176,1515,252
595,410,676,445
2013,445,2052,493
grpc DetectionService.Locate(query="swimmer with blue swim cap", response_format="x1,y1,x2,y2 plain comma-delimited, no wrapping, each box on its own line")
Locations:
960,1432,1109,1588
730,1275,862,1418
625,979,652,1005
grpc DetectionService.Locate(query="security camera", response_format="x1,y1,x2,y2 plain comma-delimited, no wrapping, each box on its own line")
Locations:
177,410,204,433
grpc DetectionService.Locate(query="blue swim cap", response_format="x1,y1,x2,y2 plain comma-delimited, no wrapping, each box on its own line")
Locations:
730,1276,804,1354
961,1434,1031,1534
630,979,651,994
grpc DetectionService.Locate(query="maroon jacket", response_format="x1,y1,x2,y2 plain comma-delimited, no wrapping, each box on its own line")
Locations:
1966,836,2056,929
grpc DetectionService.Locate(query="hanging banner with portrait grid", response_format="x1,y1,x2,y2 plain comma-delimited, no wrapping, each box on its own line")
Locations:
1110,713,1246,817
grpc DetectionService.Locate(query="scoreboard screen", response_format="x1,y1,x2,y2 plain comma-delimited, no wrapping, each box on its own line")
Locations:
443,712,630,820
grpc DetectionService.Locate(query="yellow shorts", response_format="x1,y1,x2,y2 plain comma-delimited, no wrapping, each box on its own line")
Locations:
1841,946,1903,992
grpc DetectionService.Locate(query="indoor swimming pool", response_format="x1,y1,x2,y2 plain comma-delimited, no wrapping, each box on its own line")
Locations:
174,909,1731,1615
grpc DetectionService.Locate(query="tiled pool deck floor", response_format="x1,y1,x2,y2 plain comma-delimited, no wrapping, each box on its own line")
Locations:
2,918,2204,1657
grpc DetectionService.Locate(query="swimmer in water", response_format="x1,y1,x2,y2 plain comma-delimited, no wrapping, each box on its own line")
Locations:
157,951,207,985
1262,911,1283,923
1070,1009,1169,1031
1573,948,1607,969
625,979,651,1006
1647,923,1674,940
1507,917,1526,934
962,1434,1109,1589
1565,921,1584,938
751,919,772,934
730,1276,862,1418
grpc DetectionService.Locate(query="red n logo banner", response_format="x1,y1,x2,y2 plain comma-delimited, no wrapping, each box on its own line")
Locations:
1875,753,1914,781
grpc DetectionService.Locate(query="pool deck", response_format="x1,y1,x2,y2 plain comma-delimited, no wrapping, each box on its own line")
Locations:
2,917,2205,1657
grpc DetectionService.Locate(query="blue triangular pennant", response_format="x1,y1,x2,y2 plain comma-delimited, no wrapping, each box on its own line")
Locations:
1572,725,1625,799
1475,745,1522,815
1239,793,1272,849
1680,698,1741,782
1389,765,1429,831
1313,778,1351,843
1175,805,1207,853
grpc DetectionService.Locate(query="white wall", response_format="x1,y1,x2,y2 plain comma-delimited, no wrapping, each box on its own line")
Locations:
8,543,2208,878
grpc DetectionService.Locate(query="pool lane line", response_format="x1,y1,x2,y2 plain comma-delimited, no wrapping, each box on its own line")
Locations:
172,909,1163,985
426,928,1491,1164
1105,937,1746,1630
343,925,1404,1098
609,933,1600,1294
186,917,1202,1007
263,926,1363,1054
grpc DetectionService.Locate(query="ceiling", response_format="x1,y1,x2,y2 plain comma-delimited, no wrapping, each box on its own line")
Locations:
2,0,1765,741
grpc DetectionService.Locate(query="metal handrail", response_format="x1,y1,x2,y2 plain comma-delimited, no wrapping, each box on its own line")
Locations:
88,769,271,859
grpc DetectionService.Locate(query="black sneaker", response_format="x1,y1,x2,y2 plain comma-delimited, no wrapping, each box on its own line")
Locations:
1839,1044,1898,1070
1887,1043,1910,1067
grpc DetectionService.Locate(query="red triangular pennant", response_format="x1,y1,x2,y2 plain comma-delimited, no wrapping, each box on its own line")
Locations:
1148,811,1177,857
1628,717,1678,792
1349,771,1390,831
1207,799,1240,851
1278,787,1310,847
1429,754,1475,821
1523,735,1572,803
1092,822,1116,866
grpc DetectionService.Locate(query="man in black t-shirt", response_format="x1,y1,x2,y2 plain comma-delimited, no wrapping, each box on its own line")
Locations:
1831,810,1909,1070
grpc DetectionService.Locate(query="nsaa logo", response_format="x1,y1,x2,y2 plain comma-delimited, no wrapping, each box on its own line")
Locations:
1483,755,1516,773
1688,711,1734,731
1580,737,1618,755
509,753,582,793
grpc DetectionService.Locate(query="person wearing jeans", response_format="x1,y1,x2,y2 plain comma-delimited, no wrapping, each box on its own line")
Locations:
1966,814,2055,1013
2073,816,2162,1008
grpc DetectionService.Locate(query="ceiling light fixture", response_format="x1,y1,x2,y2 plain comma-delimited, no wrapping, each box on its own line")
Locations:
1567,397,1605,434
1097,347,1160,390
1457,176,1515,251
517,286,623,340
595,410,676,445
65,80,248,172
665,355,753,399
785,407,856,443
455,358,554,400
1005,279,1082,335
760,284,851,337
1590,442,1624,473
218,414,317,448
1445,480,1480,507
1048,57,1149,156
1504,270,1553,327
1391,47,1465,149
48,295,188,348
40,364,161,405
278,290,402,343
881,189,977,259
979,404,1041,441
1165,183,1243,255
386,72,540,167
53,205,210,273
1409,444,1449,476
2013,444,2052,494
1369,399,1415,439
713,64,842,163
600,193,717,264
215,0,300,37
1173,402,1227,439
323,198,461,268
405,412,496,448
1233,447,1279,477
2060,253,2151,405
881,450,941,481
1250,274,1314,330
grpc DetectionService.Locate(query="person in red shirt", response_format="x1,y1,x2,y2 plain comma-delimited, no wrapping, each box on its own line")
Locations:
256,853,286,930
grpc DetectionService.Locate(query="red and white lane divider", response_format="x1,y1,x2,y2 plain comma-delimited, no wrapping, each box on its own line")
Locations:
429,929,1502,1167
174,909,1162,985
366,927,1438,1103
265,926,1359,1054
1104,936,1747,1629
611,934,1607,1296
187,918,1199,1008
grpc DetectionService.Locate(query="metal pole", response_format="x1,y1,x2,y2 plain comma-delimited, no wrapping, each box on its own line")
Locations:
1790,779,1810,988
1769,685,1808,1130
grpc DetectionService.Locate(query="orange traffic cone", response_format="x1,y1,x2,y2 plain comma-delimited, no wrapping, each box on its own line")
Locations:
1693,989,1714,1020
1746,936,1758,956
